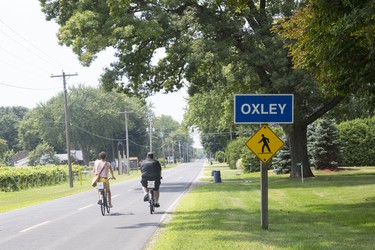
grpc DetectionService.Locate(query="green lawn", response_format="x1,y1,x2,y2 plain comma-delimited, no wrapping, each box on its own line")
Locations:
147,163,375,250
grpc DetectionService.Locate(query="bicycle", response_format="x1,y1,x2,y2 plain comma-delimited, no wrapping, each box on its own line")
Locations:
97,181,110,216
147,180,156,214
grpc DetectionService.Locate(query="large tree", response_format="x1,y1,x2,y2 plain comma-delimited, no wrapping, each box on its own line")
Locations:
0,106,28,151
40,0,352,178
18,86,150,164
277,0,375,102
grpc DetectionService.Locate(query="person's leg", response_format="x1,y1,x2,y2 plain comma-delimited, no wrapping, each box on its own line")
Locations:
154,180,161,206
141,179,149,201
105,180,112,207
142,186,149,195
155,190,160,203
107,189,112,206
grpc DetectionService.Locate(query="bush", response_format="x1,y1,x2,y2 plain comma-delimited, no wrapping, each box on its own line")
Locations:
0,165,68,192
215,151,226,163
338,117,375,166
225,137,260,173
240,152,260,173
225,137,248,169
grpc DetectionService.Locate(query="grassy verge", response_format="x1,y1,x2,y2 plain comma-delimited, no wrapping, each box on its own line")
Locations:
0,164,177,213
148,163,375,250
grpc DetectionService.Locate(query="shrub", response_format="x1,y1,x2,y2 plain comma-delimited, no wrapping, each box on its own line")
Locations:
215,151,226,163
225,137,248,169
0,165,68,192
338,117,375,166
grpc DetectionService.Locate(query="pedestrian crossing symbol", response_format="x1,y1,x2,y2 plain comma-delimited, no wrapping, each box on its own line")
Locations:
246,124,284,163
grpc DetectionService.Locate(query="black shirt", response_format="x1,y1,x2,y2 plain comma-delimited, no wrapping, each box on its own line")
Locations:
141,158,162,180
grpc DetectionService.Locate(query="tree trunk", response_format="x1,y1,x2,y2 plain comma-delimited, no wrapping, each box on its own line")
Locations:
81,147,90,166
286,122,314,178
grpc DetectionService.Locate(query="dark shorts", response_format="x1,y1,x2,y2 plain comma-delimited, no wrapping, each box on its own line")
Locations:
141,178,161,191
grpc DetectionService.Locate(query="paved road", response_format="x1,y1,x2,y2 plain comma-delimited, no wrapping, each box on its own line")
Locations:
0,159,205,250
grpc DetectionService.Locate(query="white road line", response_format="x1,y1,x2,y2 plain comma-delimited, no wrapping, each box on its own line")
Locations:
78,204,94,211
161,193,185,223
112,194,120,199
20,220,50,233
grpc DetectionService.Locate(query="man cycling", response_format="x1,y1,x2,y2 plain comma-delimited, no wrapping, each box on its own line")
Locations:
93,151,116,207
140,152,162,207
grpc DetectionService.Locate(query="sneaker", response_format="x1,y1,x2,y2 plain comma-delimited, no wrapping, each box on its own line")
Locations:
97,200,102,205
109,204,113,208
144,194,149,202
155,203,160,208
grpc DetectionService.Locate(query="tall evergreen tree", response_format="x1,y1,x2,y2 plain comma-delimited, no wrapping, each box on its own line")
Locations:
310,118,341,170
273,136,291,174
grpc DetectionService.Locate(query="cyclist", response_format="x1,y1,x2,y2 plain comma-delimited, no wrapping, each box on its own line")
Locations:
140,152,162,207
93,151,116,207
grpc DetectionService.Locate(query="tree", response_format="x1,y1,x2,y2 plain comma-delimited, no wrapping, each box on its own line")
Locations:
273,135,291,174
152,115,185,161
309,118,341,170
28,142,60,166
19,86,150,164
40,1,350,178
0,106,28,151
0,138,8,160
276,0,375,106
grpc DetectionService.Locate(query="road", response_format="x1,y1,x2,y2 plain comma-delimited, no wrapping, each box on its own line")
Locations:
0,159,205,250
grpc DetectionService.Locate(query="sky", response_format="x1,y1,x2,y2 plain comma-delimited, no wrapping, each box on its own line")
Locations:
0,1,201,147
0,1,187,120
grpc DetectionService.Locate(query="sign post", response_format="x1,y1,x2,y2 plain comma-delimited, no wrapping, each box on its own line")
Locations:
235,94,294,230
246,124,284,229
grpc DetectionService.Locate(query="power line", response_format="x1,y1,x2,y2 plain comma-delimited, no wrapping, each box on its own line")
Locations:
72,124,149,148
0,81,61,91
0,18,74,71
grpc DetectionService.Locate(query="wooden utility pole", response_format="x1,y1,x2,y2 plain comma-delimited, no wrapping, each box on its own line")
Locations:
119,111,132,175
51,71,78,188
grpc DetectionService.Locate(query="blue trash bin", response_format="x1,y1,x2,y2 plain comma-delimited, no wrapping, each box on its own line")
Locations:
213,170,221,183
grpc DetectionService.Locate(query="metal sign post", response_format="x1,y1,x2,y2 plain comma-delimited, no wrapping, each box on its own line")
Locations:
297,162,304,183
260,160,268,229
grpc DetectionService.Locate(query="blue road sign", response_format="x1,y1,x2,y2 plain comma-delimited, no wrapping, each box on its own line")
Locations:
234,94,294,124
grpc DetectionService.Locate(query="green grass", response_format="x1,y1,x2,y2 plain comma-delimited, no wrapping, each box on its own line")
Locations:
148,164,375,250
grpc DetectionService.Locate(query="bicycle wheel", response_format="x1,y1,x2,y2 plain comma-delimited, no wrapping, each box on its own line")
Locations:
149,191,154,214
100,191,106,216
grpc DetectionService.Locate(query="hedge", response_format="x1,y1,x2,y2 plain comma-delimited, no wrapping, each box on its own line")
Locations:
0,165,82,192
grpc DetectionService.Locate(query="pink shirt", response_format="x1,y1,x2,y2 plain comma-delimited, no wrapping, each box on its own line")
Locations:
93,159,110,178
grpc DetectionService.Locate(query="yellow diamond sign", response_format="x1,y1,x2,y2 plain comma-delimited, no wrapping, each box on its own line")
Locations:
246,124,284,163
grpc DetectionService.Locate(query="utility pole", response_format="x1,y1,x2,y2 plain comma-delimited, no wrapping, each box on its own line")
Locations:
178,140,182,162
51,71,78,188
148,118,153,152
119,111,132,175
